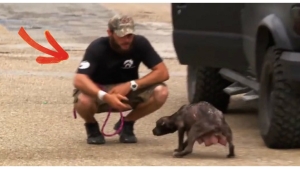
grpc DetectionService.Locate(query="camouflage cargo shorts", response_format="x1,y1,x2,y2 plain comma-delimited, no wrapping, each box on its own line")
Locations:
73,83,166,113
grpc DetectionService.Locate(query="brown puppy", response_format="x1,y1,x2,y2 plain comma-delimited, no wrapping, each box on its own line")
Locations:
152,101,235,158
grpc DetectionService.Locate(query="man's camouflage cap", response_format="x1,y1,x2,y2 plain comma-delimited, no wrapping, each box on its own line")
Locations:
108,14,135,37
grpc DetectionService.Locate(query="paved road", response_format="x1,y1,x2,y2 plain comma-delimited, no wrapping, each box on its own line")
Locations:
1,3,300,166
0,3,174,58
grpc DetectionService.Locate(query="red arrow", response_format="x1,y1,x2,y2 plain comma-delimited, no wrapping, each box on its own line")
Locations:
18,27,69,64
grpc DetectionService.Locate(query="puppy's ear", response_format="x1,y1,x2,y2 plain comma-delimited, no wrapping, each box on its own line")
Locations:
176,104,188,113
162,117,177,129
160,117,170,126
179,104,186,110
175,120,184,128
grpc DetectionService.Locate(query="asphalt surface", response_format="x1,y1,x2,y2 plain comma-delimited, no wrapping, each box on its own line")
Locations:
1,3,300,166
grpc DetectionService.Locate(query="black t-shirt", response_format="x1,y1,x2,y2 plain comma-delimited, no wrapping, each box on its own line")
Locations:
76,35,163,85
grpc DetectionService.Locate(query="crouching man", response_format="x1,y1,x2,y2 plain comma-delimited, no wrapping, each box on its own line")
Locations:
73,14,169,144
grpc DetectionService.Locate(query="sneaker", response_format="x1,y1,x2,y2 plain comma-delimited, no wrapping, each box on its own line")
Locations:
85,122,106,144
114,119,138,143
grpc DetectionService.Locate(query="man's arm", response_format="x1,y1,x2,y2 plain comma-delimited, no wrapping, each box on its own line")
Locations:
136,62,169,89
135,36,169,89
73,74,101,98
73,42,103,98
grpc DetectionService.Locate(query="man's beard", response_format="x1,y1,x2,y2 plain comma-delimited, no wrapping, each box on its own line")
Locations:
109,36,132,54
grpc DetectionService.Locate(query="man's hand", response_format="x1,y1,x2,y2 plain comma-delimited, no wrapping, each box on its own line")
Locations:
108,82,131,96
103,93,132,111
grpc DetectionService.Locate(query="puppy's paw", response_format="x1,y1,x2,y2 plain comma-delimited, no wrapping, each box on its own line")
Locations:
227,154,235,158
173,148,180,152
172,152,184,158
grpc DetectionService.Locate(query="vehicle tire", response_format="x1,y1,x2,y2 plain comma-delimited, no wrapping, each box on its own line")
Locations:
259,46,300,149
187,65,231,113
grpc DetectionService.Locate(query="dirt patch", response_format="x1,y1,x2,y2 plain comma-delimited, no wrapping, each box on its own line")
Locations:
101,3,171,23
0,25,23,45
0,25,12,35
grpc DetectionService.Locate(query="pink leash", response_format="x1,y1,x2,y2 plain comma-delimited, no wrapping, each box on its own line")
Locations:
73,108,124,137
100,109,124,137
72,86,124,137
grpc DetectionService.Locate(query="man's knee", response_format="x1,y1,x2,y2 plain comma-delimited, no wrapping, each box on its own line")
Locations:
75,93,97,110
153,85,169,104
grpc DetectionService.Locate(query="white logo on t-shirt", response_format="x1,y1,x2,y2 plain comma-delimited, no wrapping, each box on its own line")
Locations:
122,59,135,69
79,61,90,69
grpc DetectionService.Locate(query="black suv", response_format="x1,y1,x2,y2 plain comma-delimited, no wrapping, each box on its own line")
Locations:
172,3,300,149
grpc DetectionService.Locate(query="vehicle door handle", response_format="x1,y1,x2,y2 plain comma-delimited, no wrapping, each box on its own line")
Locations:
176,3,187,9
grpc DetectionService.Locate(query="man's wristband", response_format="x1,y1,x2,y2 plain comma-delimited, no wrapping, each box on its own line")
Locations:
130,80,138,91
98,90,107,100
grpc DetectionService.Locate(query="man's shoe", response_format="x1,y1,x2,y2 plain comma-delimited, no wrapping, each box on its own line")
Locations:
85,122,106,144
114,119,138,143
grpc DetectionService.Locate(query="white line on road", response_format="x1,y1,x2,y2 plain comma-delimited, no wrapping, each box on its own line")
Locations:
0,42,177,59
1,53,177,60
0,69,186,78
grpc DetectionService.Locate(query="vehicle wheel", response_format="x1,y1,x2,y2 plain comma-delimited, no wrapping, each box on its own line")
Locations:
187,66,231,113
259,46,300,149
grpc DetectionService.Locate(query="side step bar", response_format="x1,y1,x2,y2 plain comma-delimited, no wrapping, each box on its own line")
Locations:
242,90,259,101
219,68,260,102
223,82,251,95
